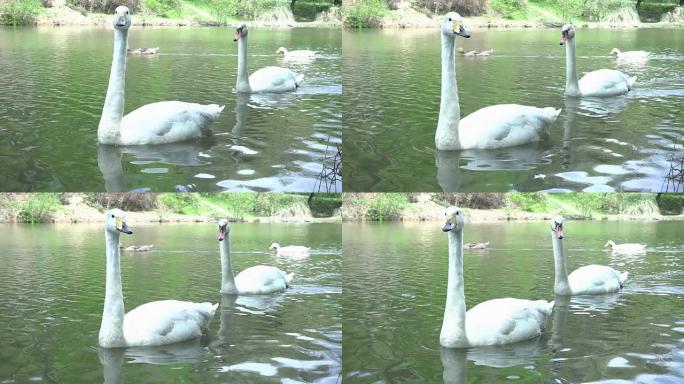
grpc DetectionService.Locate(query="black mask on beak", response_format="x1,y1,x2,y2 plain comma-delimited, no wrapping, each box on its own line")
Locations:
443,220,456,232
554,223,563,239
118,222,133,235
456,24,470,38
218,225,227,241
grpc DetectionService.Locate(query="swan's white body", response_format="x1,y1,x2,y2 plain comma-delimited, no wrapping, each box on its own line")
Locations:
604,240,646,255
235,26,303,93
128,47,159,55
440,206,553,348
611,48,649,61
276,47,317,61
218,220,294,295
551,217,628,295
270,242,311,257
436,13,560,150
98,8,223,146
99,208,217,348
561,25,636,97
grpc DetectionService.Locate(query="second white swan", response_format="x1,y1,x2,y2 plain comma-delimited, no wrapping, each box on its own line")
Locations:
436,13,560,150
218,219,294,295
440,206,554,348
98,6,224,146
551,217,628,295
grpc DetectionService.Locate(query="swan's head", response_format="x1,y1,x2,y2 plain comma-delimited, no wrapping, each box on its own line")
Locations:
105,209,133,235
217,219,230,241
551,216,564,239
610,48,621,56
276,47,288,55
112,6,131,30
269,242,280,250
442,206,464,232
560,24,575,45
234,24,248,42
604,240,616,248
441,12,470,39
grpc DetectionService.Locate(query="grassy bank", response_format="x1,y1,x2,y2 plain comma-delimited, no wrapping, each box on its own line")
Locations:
343,0,684,28
342,193,684,221
0,193,342,223
0,0,341,26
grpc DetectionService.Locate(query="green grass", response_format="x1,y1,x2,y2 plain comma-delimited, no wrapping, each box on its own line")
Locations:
507,193,660,218
343,0,387,28
0,0,42,26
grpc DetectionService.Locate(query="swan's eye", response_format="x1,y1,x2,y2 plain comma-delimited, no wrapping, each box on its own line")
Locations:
456,212,460,216
111,214,115,218
448,18,452,22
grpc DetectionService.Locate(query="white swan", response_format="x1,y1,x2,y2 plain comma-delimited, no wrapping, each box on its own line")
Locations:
99,209,217,348
234,25,304,93
128,47,159,55
269,242,311,257
551,216,628,295
604,240,646,255
98,6,224,146
436,13,560,150
440,206,554,348
276,47,317,61
218,220,294,295
120,244,154,252
560,24,636,97
610,48,649,61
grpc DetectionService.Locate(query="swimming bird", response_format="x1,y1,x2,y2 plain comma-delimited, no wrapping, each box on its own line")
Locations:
604,240,646,255
269,242,311,257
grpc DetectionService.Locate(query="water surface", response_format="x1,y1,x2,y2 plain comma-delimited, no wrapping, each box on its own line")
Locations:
343,28,684,192
0,27,341,192
343,220,684,383
0,222,341,383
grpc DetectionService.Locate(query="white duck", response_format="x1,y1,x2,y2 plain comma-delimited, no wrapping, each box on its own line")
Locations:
276,47,317,61
551,217,629,295
128,47,159,55
234,25,304,93
120,244,154,252
604,240,646,255
464,241,489,250
98,6,224,146
436,13,560,150
560,24,636,97
269,242,311,257
98,209,217,348
610,48,649,61
218,220,294,295
440,206,554,348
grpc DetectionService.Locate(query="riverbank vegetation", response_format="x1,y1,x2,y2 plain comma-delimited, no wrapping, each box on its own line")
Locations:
343,0,684,28
0,193,342,223
0,0,341,26
342,193,684,221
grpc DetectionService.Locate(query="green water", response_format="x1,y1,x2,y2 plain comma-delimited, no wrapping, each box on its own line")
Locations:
0,222,341,383
343,220,684,382
0,27,341,192
343,28,684,192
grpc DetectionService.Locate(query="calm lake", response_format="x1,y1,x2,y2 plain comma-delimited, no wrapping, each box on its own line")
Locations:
0,27,341,192
0,222,341,383
343,220,684,383
343,28,684,192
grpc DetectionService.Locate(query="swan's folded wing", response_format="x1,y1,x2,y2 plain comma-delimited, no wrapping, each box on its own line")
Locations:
249,66,299,93
465,298,551,346
578,69,632,96
123,300,217,346
567,264,623,294
459,104,559,149
234,265,289,294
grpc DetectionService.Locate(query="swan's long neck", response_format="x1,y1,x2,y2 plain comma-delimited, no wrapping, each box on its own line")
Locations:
564,39,580,96
220,238,238,294
236,35,251,93
436,33,461,150
552,233,572,295
99,229,126,347
440,229,468,347
98,27,128,145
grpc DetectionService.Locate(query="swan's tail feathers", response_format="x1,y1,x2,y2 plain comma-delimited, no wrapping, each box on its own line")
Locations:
285,272,295,286
619,271,629,286
295,74,305,87
204,103,225,120
628,76,637,90
540,107,562,125
539,300,555,315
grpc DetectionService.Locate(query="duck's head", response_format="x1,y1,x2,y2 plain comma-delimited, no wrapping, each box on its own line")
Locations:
113,5,131,30
441,12,470,39
560,24,575,45
105,209,132,235
604,240,616,248
217,219,230,241
551,216,564,239
610,48,621,56
276,47,288,55
442,206,465,233
234,24,248,42
269,242,280,250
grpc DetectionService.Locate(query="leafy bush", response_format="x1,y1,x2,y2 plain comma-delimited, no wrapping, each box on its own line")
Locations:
209,0,239,23
343,0,387,27
86,193,158,211
65,0,139,14
142,0,181,18
157,193,200,214
553,0,583,21
657,193,684,215
489,0,527,19
583,0,636,21
411,0,486,16
309,193,342,217
507,192,548,212
365,193,409,221
0,0,42,26
16,194,61,223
